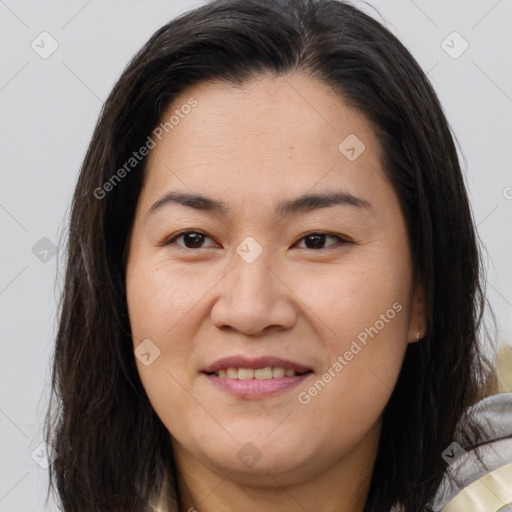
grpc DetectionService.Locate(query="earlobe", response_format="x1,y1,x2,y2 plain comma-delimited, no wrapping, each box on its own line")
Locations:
410,327,424,344
408,283,426,343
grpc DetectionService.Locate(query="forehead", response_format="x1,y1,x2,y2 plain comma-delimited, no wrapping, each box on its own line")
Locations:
141,72,392,214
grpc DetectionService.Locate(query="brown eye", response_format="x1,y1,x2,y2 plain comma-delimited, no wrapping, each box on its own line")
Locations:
163,230,350,250
164,230,218,249
295,232,349,250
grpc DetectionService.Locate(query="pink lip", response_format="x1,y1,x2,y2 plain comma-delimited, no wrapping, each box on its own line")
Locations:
202,355,312,374
201,355,313,399
203,372,312,399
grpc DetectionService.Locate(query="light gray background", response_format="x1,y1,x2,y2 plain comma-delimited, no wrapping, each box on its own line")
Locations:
0,1,511,510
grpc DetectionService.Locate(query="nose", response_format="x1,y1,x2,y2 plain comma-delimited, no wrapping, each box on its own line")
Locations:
210,246,298,336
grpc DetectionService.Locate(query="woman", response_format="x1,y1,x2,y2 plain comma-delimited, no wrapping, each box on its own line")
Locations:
44,0,512,511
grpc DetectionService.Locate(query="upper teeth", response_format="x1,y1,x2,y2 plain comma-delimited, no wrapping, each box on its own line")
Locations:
214,367,299,379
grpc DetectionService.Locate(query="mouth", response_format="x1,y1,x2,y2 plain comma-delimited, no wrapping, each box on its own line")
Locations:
205,367,312,379
201,356,314,398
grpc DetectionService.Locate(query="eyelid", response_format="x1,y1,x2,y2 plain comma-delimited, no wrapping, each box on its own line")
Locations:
294,231,352,248
162,229,352,250
161,229,218,248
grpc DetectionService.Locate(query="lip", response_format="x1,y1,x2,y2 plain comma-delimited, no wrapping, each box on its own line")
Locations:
201,355,314,399
203,372,312,399
202,355,312,374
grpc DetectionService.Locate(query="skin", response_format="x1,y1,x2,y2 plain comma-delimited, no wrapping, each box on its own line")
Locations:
125,72,426,512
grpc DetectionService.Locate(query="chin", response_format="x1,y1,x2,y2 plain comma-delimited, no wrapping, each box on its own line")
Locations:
197,433,313,476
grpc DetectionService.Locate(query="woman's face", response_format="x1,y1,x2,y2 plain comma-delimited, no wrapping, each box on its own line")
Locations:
125,73,425,486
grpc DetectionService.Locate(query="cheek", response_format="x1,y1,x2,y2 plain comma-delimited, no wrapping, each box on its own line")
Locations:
126,256,220,423
126,263,200,442
291,245,411,344
126,255,212,343
290,249,411,420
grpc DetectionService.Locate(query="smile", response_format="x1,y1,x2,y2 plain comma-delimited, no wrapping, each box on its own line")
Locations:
207,367,311,379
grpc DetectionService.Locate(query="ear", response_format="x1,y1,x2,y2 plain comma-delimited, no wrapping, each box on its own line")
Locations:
407,281,427,343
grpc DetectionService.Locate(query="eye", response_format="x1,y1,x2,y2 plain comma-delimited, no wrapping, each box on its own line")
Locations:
163,230,350,250
294,231,350,250
163,230,218,249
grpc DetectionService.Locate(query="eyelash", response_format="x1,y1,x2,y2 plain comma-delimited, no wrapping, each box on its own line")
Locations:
162,229,352,251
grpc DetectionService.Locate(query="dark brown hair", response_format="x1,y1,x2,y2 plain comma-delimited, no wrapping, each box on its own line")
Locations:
44,0,496,510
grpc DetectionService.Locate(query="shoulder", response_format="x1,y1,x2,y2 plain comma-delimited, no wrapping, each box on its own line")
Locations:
429,391,512,512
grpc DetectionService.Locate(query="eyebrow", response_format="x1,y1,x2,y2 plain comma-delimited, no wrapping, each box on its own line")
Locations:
145,189,373,221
